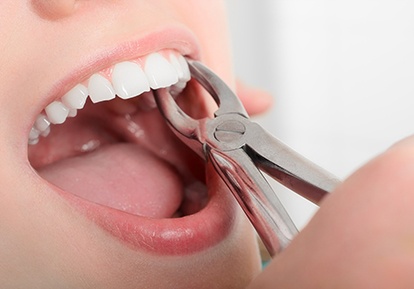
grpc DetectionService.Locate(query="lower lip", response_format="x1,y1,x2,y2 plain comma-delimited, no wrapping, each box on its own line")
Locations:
56,169,237,255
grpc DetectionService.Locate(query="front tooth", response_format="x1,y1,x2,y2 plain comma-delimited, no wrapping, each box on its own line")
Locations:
169,80,187,97
34,113,50,132
28,138,39,145
61,84,88,109
29,127,40,140
88,74,116,103
41,126,51,137
112,61,150,99
177,54,191,82
170,54,191,82
170,54,185,80
144,52,178,89
68,109,77,117
45,101,69,124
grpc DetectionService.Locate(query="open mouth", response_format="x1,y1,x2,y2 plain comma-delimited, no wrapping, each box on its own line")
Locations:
27,49,237,255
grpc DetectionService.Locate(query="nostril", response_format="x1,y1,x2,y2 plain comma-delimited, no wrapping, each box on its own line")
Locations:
31,0,77,20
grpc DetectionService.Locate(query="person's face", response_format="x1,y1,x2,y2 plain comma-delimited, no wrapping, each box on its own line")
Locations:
0,1,261,288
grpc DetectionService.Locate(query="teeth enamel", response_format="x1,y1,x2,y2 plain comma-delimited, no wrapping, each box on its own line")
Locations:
112,61,150,99
170,80,187,97
45,101,69,124
88,74,116,103
68,109,78,118
170,54,185,80
30,50,190,145
61,84,88,109
28,138,39,145
34,113,50,132
31,114,51,144
144,52,179,89
29,127,40,140
170,54,191,82
41,126,50,137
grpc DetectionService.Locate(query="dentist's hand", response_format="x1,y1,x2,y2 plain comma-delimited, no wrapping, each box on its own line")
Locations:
249,136,414,288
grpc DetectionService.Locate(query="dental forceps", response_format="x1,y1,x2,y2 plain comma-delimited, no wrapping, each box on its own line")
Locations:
154,60,341,257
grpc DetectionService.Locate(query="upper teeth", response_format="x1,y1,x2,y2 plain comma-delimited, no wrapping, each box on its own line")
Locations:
29,51,190,145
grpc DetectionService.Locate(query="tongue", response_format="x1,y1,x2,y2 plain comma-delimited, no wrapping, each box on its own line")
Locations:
38,143,184,218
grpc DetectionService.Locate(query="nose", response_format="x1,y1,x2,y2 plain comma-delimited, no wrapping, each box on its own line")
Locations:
31,0,77,19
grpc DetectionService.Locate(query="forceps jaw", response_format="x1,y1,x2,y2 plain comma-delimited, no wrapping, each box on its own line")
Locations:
186,60,249,118
153,87,206,158
153,59,250,158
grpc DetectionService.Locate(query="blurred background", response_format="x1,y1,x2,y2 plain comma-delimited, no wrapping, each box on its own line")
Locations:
225,0,414,228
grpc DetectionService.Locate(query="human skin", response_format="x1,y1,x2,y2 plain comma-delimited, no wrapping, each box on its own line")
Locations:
249,137,414,288
0,1,275,288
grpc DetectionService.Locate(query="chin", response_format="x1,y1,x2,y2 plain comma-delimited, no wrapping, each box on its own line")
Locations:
7,23,263,288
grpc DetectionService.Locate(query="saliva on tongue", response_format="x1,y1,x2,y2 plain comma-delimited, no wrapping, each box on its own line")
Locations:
38,143,184,218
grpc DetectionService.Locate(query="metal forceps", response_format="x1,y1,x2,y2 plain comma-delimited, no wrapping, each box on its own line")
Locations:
154,60,341,257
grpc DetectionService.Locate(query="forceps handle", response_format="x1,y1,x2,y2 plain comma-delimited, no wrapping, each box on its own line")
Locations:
246,122,341,204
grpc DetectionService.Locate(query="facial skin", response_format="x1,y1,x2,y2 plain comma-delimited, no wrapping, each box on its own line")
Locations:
0,1,273,288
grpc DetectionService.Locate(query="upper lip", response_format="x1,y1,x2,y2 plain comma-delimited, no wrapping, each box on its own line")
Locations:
28,24,200,134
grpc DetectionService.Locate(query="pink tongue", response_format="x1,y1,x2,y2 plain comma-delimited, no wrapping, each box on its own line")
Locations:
38,143,183,218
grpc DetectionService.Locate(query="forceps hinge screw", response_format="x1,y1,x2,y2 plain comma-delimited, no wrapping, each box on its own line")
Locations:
213,119,246,143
